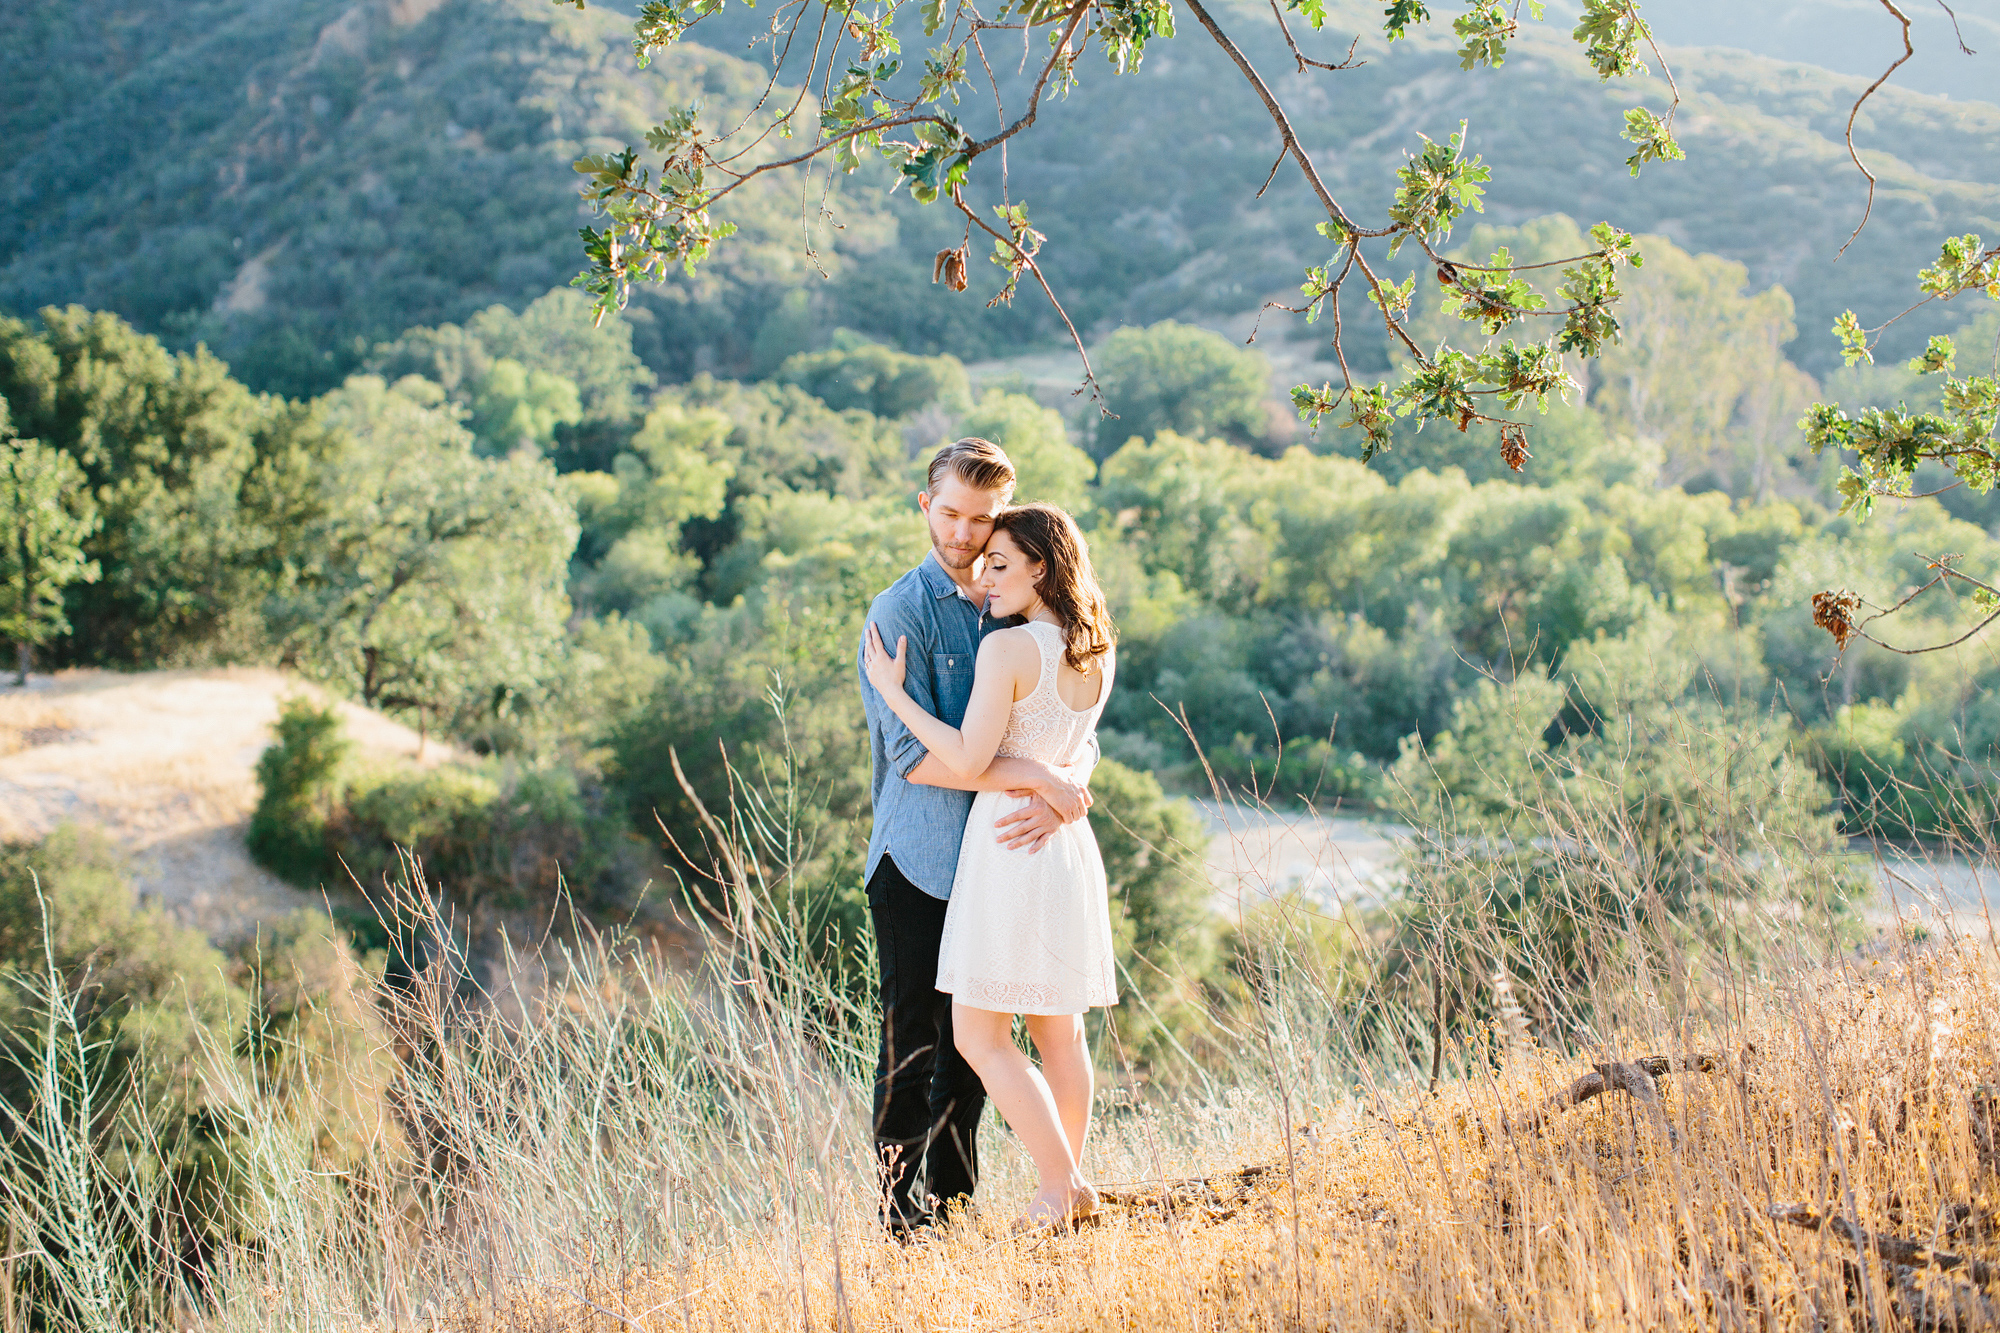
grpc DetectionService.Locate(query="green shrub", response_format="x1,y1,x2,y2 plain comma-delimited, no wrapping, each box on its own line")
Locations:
246,696,351,885
1202,736,1383,809
0,827,391,1312
250,700,642,913
1087,759,1218,1064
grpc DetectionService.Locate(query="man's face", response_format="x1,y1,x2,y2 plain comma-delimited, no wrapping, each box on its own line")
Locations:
918,476,1010,572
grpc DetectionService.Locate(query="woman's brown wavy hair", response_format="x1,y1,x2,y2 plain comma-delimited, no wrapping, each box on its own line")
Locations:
990,503,1116,674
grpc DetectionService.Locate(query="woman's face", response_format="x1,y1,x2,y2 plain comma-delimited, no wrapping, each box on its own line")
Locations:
979,530,1045,620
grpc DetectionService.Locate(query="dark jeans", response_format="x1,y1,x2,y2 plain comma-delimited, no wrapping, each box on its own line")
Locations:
868,855,985,1227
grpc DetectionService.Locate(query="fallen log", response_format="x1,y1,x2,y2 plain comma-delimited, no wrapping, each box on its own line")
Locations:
1769,1203,1999,1288
1094,1164,1274,1219
1510,1053,1723,1142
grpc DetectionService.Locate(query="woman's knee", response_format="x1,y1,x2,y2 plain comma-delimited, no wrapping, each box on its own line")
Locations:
951,1006,1009,1062
1025,1012,1085,1054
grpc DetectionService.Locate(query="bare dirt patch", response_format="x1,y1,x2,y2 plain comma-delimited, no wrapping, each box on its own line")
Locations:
0,668,443,942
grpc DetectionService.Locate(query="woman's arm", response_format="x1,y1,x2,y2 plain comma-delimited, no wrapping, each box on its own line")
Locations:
907,752,1091,814
864,622,1029,781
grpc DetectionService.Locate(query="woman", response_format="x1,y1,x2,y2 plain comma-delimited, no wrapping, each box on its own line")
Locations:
862,502,1118,1227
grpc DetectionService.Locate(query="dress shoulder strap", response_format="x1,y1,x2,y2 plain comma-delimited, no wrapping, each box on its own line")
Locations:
1026,620,1063,693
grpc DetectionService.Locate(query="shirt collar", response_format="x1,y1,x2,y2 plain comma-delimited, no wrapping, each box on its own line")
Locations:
920,550,978,602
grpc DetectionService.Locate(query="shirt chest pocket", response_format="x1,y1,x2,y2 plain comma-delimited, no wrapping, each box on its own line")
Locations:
932,651,975,724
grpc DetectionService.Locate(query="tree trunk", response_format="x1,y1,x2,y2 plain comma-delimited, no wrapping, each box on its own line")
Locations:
16,553,35,688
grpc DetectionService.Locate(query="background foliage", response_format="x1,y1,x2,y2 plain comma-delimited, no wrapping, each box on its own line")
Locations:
1,1,1998,1312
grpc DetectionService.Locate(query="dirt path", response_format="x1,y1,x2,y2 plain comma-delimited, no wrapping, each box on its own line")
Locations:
0,668,440,942
1195,801,1998,940
1197,800,1408,922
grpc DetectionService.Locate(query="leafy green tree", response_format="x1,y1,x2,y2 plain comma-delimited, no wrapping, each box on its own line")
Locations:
1800,238,2000,653
370,288,656,465
0,432,99,685
1589,236,1814,494
1096,432,1272,604
468,357,584,455
773,333,971,419
952,390,1095,510
1092,322,1272,459
271,376,579,743
0,306,340,666
577,397,735,617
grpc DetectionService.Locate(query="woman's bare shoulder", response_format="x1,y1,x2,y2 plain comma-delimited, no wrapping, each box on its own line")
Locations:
976,625,1040,660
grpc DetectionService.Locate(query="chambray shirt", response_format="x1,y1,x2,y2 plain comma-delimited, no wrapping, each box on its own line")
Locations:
860,553,1000,899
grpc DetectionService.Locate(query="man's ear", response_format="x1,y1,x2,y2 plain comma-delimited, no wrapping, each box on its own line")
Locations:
916,489,931,515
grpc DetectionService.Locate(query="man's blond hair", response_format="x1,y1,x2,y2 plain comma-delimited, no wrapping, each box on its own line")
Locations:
926,437,1016,497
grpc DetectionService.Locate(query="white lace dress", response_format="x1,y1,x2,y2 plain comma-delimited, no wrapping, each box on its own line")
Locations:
935,620,1118,1016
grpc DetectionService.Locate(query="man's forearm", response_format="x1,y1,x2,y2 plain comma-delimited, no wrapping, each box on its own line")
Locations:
906,752,1050,793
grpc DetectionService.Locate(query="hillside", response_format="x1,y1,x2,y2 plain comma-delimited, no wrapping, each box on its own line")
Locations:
0,0,890,396
811,0,2000,374
0,668,444,938
3,0,1995,394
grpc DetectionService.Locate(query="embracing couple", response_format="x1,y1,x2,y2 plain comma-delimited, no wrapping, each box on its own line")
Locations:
858,436,1118,1234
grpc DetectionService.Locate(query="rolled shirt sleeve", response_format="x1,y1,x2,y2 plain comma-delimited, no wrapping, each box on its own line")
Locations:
860,592,934,780
860,556,991,899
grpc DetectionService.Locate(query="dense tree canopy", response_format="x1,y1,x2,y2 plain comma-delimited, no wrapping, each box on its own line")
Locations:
0,306,340,665
0,433,99,683
270,375,579,739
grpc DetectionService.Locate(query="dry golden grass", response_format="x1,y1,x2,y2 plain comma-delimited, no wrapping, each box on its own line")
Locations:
445,941,2000,1333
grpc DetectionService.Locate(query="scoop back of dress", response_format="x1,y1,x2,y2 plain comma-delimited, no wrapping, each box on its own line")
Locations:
935,621,1119,1015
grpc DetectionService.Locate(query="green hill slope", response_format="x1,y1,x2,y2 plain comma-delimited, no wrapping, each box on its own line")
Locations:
3,0,1993,390
0,0,885,396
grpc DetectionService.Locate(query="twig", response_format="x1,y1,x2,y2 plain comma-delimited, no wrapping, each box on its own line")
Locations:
1265,0,1363,74
966,1,1091,157
1838,0,1917,259
1179,0,1356,233
950,187,1105,409
1936,0,1976,54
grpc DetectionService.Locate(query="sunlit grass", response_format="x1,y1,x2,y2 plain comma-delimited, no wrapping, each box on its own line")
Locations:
6,725,1999,1332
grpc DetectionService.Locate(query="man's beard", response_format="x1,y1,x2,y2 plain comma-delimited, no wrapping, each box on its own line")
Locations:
931,530,981,571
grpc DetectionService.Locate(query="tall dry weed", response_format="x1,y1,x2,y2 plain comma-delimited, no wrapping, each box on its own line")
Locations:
10,705,2000,1332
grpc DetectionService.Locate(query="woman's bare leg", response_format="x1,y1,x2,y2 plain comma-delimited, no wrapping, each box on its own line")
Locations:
952,1003,1093,1223
1024,1012,1094,1171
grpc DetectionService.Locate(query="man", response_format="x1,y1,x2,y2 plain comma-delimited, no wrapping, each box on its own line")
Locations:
857,436,1095,1234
